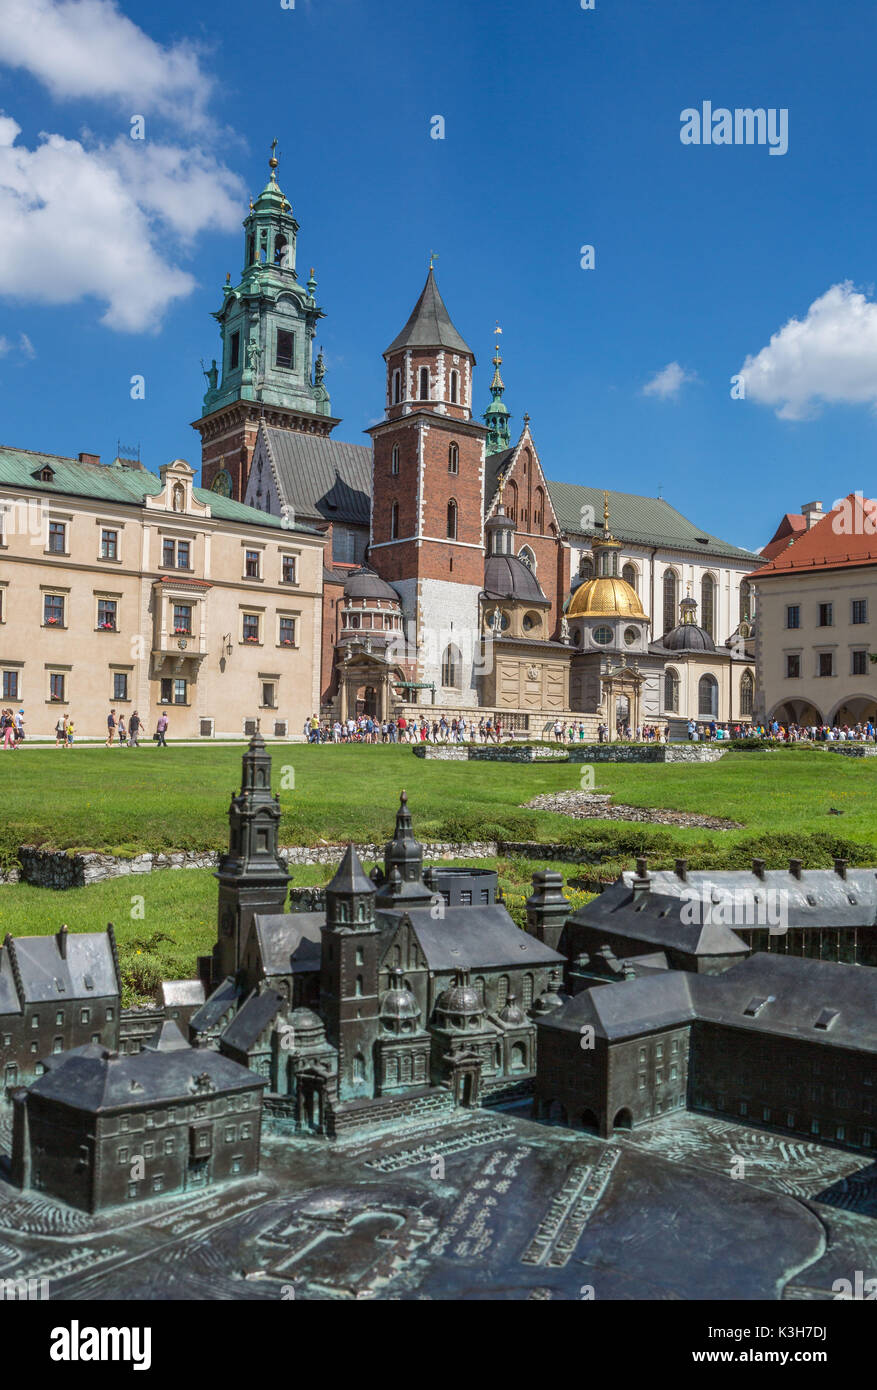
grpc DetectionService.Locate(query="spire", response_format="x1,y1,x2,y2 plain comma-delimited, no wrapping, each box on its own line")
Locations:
592,490,622,577
374,790,433,908
483,323,511,455
679,580,698,625
384,268,473,356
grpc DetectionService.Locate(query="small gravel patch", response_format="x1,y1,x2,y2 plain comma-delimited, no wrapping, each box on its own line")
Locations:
524,790,741,830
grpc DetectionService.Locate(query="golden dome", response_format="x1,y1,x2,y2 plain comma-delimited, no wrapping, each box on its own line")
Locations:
567,576,647,619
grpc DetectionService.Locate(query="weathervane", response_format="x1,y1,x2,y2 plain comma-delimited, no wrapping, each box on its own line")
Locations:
429,250,439,270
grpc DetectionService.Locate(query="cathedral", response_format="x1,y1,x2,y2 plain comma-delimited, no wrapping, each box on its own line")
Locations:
193,151,759,736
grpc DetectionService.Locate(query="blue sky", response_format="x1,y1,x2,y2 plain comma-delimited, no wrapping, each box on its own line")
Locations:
1,0,877,552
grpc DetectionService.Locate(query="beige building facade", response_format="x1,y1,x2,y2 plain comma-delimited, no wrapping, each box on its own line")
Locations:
0,449,325,740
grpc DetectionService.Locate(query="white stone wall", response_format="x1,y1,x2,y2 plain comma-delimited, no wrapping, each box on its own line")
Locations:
392,576,483,708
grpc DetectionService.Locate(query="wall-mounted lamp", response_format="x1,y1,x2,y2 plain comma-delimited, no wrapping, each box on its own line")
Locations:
222,633,233,658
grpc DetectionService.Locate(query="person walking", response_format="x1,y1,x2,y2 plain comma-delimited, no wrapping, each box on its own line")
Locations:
65,715,75,748
117,713,127,746
129,710,140,747
105,709,116,747
55,713,67,748
156,711,169,747
1,710,14,750
14,709,25,745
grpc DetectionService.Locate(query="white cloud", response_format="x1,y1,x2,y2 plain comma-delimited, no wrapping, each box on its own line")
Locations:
738,282,877,420
0,0,214,131
642,361,696,399
0,125,245,331
0,331,37,362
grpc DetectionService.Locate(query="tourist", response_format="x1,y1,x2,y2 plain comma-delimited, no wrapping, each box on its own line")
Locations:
129,710,141,747
117,713,127,746
1,709,15,750
156,711,169,747
65,715,75,747
105,709,117,747
14,709,25,744
54,713,66,748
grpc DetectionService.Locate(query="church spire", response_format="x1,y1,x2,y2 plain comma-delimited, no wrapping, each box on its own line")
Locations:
484,324,511,455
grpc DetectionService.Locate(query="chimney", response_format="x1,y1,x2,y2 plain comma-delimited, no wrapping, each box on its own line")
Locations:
57,923,69,959
752,858,766,881
631,856,650,904
78,452,100,467
834,858,848,880
525,870,571,950
800,500,823,530
789,858,803,880
675,857,688,882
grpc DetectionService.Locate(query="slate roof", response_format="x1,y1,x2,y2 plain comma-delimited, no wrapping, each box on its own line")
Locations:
189,975,244,1033
221,989,283,1053
28,1039,263,1113
253,913,323,977
260,427,372,527
540,970,699,1041
0,446,320,533
616,867,877,931
750,494,877,579
380,904,564,972
545,480,762,563
0,948,21,1016
483,553,551,605
159,979,206,1009
384,269,473,357
570,879,751,958
6,930,119,1004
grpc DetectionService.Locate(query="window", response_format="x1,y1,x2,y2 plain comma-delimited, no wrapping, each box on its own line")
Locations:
534,486,545,534
592,626,613,644
450,370,459,404
622,563,637,591
853,649,868,676
663,570,678,634
701,574,716,638
740,670,754,717
2,671,19,700
97,599,117,631
229,330,240,370
419,366,430,401
446,499,457,540
281,554,297,585
786,654,801,679
392,368,402,404
441,643,461,689
49,672,65,702
177,540,190,570
818,603,833,627
273,233,288,267
48,521,66,554
739,580,752,623
279,616,296,647
448,443,458,474
100,529,118,560
244,550,261,579
173,604,192,635
243,614,260,643
391,445,400,475
664,668,679,711
44,594,65,627
162,537,175,567
262,682,275,709
160,677,187,704
786,605,800,629
698,674,718,716
818,652,833,677
852,599,868,625
113,672,128,702
275,330,294,369
107,1007,114,1021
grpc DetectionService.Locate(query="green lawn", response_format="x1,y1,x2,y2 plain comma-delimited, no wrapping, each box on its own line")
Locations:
0,743,874,872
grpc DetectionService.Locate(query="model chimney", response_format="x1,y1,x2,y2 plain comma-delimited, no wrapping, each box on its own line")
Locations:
789,858,803,880
57,923,69,959
525,870,571,950
834,858,848,880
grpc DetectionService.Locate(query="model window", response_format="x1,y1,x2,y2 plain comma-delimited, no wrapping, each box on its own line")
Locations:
392,368,402,404
441,643,462,689
664,668,679,711
390,500,399,540
852,599,868,624
698,674,718,717
740,670,754,716
662,570,678,634
281,554,297,583
177,540,191,569
262,682,276,709
818,603,833,627
273,234,288,268
739,580,752,623
449,370,459,404
622,563,637,590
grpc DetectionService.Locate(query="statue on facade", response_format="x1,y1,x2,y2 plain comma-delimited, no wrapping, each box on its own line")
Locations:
246,339,261,374
560,616,570,644
201,358,219,392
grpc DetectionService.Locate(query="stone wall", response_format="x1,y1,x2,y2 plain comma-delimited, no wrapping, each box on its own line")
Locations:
413,744,569,762
826,745,877,758
413,743,726,764
325,1084,459,1138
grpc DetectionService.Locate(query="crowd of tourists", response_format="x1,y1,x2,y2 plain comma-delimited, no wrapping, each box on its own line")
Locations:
303,713,511,743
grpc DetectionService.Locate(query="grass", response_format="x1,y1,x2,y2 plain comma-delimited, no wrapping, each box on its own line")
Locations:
0,742,874,870
0,857,597,1005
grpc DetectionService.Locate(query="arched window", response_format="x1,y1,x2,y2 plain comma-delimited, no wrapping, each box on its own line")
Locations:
579,556,593,581
663,569,678,635
273,234,288,267
390,500,399,539
353,1052,365,1082
450,370,459,404
441,643,461,688
497,975,510,1007
739,579,752,624
506,480,518,522
448,443,459,474
622,562,638,591
534,486,545,534
258,230,268,264
701,574,716,638
391,445,399,475
419,366,430,401
518,545,535,570
446,499,457,539
392,368,402,405
740,669,754,717
698,674,718,717
664,667,679,712
247,234,255,265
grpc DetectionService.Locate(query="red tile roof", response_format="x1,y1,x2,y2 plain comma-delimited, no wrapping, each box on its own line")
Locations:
760,512,807,562
750,494,877,579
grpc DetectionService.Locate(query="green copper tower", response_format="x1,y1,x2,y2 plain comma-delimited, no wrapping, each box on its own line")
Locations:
483,326,511,454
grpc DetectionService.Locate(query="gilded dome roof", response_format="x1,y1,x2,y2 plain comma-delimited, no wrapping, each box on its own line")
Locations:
567,576,646,620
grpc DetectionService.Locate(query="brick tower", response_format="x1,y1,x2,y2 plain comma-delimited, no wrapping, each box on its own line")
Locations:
192,142,339,500
366,265,487,704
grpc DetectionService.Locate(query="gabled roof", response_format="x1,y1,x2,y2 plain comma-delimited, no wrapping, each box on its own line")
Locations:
384,269,473,357
760,512,807,561
6,930,118,1004
546,480,761,563
0,445,320,533
539,970,698,1040
380,904,564,972
259,427,372,526
253,912,323,976
159,979,206,1009
189,975,244,1033
571,878,750,957
0,948,21,1015
750,494,877,579
221,988,283,1053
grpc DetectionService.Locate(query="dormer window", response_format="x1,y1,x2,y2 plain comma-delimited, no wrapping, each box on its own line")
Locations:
815,1009,839,1031
35,465,55,482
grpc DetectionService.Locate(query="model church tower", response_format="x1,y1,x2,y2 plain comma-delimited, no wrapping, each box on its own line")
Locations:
367,265,487,702
193,143,339,501
320,844,382,1100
